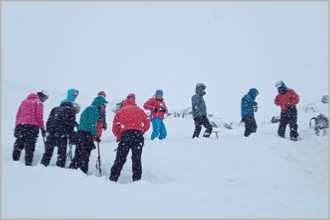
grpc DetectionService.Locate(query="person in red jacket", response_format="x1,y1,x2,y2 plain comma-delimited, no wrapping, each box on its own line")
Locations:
12,91,49,165
110,93,150,182
143,89,168,140
274,80,300,141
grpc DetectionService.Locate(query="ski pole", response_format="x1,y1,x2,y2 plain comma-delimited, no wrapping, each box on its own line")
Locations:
96,142,101,177
66,144,73,161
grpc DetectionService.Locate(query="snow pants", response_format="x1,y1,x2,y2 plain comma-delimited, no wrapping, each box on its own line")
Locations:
12,124,39,166
40,130,68,168
69,130,95,174
242,115,257,137
192,115,213,138
150,118,167,140
109,130,144,182
278,108,299,139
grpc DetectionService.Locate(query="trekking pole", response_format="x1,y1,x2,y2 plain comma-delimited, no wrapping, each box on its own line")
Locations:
96,142,101,177
42,136,47,150
66,144,73,161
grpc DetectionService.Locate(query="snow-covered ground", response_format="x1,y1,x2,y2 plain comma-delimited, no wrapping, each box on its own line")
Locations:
2,80,328,218
2,2,328,218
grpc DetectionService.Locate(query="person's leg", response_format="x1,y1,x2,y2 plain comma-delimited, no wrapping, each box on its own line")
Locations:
12,124,26,161
202,116,213,138
24,125,39,166
158,120,167,140
131,133,144,181
150,118,161,140
56,134,68,168
40,135,56,166
278,112,289,138
192,116,203,138
110,137,131,182
288,109,299,140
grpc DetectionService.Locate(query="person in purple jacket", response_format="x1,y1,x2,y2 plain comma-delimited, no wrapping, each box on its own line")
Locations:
12,91,49,166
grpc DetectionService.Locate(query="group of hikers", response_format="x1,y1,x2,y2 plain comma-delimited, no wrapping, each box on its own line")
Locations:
12,80,300,182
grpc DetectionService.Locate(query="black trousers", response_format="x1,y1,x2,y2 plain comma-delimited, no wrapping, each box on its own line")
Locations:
192,115,213,138
278,108,299,138
69,130,95,174
242,115,257,137
12,124,39,166
110,130,144,182
40,130,68,168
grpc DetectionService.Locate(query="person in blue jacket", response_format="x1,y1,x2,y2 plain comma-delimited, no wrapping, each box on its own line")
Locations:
241,88,259,137
61,88,79,104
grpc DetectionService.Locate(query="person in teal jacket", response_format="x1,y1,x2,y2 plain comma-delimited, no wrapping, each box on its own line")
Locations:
69,96,108,174
241,88,259,137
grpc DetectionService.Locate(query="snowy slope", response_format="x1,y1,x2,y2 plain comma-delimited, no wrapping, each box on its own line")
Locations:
2,81,328,219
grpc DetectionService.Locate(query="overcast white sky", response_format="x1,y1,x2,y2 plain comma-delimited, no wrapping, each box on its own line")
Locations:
2,1,328,122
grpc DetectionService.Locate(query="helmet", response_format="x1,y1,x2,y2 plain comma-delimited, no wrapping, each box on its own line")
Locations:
72,102,81,114
155,89,163,95
127,93,136,99
275,80,284,89
97,91,106,97
37,90,49,100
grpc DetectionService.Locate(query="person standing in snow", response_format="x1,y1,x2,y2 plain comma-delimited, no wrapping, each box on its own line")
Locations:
69,96,108,174
94,91,107,140
241,88,259,137
274,80,300,141
12,91,49,166
61,88,79,104
40,102,80,168
143,89,168,140
110,93,150,182
191,83,213,138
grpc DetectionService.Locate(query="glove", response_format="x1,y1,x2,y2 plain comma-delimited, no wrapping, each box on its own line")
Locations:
153,107,158,112
288,103,293,109
41,129,46,137
103,123,107,131
93,136,101,143
254,105,258,112
159,107,167,112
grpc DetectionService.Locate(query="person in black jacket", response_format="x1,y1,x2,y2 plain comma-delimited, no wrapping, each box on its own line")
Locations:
40,102,80,168
191,83,213,138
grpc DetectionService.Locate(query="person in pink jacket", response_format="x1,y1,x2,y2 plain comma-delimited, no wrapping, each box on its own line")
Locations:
143,89,168,140
12,91,49,165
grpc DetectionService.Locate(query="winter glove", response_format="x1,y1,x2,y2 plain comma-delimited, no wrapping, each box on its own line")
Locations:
103,123,107,131
41,129,46,138
254,105,258,112
93,136,101,143
287,103,293,109
153,107,158,112
159,107,167,112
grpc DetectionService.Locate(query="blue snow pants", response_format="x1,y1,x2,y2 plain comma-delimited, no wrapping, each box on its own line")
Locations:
150,118,167,140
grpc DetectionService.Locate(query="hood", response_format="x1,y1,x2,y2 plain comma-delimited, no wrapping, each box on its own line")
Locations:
195,83,206,95
91,96,108,110
61,88,78,104
27,93,40,100
248,88,259,100
66,89,78,102
122,98,136,107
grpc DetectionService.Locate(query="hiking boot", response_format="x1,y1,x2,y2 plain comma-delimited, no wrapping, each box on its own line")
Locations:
290,137,298,141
